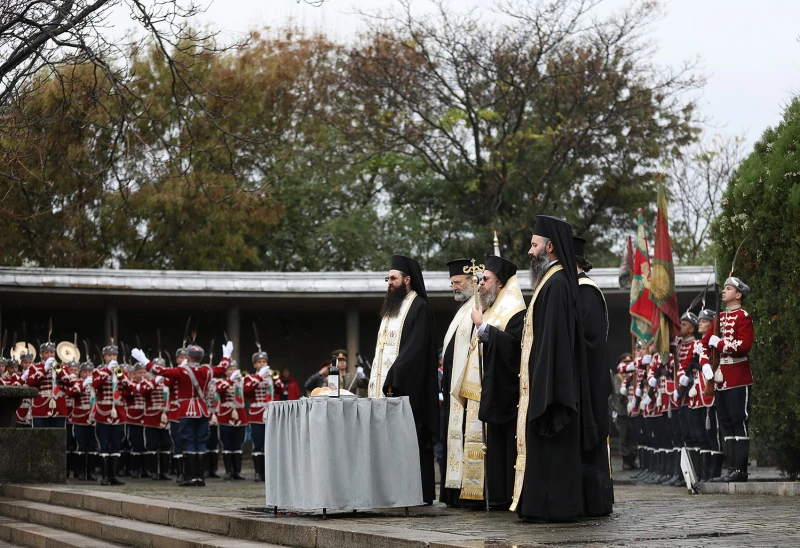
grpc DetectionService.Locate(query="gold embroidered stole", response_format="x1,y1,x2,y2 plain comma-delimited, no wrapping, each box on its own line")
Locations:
368,291,418,399
449,276,526,500
509,264,563,512
442,301,475,491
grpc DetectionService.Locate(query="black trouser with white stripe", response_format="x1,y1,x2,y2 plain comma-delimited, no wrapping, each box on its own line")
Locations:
715,386,751,474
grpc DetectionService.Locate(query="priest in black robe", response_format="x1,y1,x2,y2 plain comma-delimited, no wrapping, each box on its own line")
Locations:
374,255,439,504
509,215,599,522
475,255,526,508
574,236,614,516
439,258,476,507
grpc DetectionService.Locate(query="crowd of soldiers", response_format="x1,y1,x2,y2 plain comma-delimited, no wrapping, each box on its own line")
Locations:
612,276,755,486
0,338,301,487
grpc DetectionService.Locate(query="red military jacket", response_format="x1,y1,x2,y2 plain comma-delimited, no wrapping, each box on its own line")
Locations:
26,362,80,418
643,353,665,417
6,373,33,425
70,380,95,426
243,373,273,424
137,378,170,428
92,366,133,425
687,340,715,408
216,377,248,427
673,337,698,407
147,359,229,420
705,306,754,390
126,383,147,426
626,356,647,417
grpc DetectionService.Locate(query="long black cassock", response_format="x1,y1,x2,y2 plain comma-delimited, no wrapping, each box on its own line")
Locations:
515,266,598,521
478,309,526,506
578,272,614,516
382,296,440,504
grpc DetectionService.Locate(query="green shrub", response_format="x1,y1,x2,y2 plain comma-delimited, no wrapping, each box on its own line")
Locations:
713,98,800,479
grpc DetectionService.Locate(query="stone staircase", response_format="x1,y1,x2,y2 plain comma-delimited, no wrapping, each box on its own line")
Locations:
0,484,463,548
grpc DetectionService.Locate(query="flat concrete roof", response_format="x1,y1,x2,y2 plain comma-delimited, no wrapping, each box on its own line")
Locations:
0,265,714,299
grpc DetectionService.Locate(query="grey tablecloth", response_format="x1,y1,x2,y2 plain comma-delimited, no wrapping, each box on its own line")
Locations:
264,396,424,511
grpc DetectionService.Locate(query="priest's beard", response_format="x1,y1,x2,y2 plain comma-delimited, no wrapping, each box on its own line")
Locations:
380,284,409,318
480,284,499,309
529,248,550,288
453,285,474,303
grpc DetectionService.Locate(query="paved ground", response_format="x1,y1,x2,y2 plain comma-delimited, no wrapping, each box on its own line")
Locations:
52,456,799,547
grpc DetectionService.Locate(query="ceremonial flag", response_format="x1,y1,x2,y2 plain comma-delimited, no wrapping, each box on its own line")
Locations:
649,183,681,356
630,209,655,343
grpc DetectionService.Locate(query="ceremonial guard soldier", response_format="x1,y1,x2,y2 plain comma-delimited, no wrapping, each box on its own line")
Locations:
169,347,188,481
622,343,647,477
15,352,35,426
126,363,149,478
706,277,754,483
243,350,274,482
673,312,702,485
684,309,722,481
65,360,80,477
92,345,133,485
133,342,233,486
72,361,99,481
644,344,674,484
612,353,637,470
216,360,248,480
26,341,79,428
138,361,173,480
205,363,221,479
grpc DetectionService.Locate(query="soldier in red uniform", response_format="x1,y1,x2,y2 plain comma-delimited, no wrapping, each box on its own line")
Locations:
72,361,99,481
26,341,80,428
65,360,80,478
672,312,701,485
13,353,34,426
137,361,172,480
92,345,134,486
705,277,754,483
216,360,248,480
133,342,233,486
169,347,188,482
125,363,149,478
642,344,670,483
243,350,275,482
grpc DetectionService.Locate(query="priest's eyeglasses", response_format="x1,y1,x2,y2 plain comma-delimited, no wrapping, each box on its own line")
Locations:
449,279,467,288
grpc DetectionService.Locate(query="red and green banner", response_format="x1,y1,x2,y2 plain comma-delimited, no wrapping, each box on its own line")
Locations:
630,209,655,343
649,183,680,356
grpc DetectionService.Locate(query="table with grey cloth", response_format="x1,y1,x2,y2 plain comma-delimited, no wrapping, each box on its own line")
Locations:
264,396,424,511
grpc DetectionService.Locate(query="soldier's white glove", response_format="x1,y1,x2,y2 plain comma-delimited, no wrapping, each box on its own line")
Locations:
258,366,270,378
708,335,722,349
642,395,652,406
679,375,690,386
21,369,30,382
642,354,652,365
155,376,164,385
222,341,234,359
230,370,242,381
438,392,444,402
694,344,702,355
612,411,618,421
44,357,56,372
620,385,628,396
625,363,636,372
356,366,366,379
131,348,148,365
107,360,118,372
648,377,657,388
672,392,679,402
635,387,642,398
82,377,92,389
702,364,714,381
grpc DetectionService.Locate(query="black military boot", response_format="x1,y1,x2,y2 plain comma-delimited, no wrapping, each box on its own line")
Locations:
110,456,126,486
660,451,676,485
179,455,195,487
712,439,736,482
631,448,647,479
208,451,220,479
87,454,98,481
175,456,185,483
253,455,264,482
100,456,111,486
158,452,172,480
698,452,712,483
141,453,154,479
727,439,749,482
129,454,141,478
232,453,246,480
74,452,86,480
711,452,724,480
670,451,686,486
196,453,206,486
222,453,233,481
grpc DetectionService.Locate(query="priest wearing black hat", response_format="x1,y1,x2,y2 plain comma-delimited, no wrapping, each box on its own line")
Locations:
439,258,477,506
574,236,614,516
369,254,439,504
509,216,600,522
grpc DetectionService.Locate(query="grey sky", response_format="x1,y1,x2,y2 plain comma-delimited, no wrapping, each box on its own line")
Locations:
110,0,800,148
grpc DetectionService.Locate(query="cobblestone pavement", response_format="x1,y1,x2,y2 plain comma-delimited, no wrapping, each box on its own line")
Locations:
57,465,800,548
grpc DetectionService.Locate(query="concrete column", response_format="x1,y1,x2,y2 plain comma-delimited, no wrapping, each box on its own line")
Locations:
346,302,359,375
104,302,118,345
227,304,241,364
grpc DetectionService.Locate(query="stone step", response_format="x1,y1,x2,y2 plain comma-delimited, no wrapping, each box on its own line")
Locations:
0,499,282,548
0,515,124,548
0,485,468,548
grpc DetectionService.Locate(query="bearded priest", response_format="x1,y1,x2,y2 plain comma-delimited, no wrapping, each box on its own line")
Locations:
369,254,439,504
